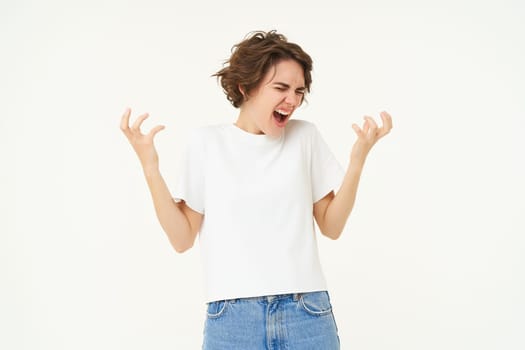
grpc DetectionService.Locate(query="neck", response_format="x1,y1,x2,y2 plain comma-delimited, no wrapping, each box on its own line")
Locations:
235,109,264,135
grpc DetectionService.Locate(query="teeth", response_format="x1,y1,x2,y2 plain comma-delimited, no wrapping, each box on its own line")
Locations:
275,109,289,116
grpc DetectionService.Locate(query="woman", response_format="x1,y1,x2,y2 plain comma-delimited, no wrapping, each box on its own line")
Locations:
120,30,392,350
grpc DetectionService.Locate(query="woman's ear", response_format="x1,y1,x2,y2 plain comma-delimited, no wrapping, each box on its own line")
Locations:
238,84,246,97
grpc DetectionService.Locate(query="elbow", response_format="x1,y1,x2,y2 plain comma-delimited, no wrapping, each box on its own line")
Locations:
172,241,193,254
323,230,342,240
320,224,343,240
163,224,196,254
168,233,194,253
174,247,189,254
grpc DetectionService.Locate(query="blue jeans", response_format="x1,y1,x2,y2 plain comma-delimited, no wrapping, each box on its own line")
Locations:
202,291,340,349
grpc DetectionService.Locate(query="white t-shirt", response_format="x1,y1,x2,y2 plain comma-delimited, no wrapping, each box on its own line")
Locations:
173,119,345,303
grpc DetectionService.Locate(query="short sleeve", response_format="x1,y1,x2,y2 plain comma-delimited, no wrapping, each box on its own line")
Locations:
310,124,345,203
172,129,205,214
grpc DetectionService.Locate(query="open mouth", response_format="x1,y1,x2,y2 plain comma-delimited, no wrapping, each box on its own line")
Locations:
273,109,289,123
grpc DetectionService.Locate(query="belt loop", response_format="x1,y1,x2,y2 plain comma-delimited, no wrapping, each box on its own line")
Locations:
293,293,302,301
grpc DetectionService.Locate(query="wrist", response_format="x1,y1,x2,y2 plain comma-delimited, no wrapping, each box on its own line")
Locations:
142,164,160,178
349,155,366,170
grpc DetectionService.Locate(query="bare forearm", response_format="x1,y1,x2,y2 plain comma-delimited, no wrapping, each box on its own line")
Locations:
143,167,193,252
323,159,364,239
323,111,393,238
120,109,194,252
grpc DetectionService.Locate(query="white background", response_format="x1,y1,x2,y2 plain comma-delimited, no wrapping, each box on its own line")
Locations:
2,0,524,349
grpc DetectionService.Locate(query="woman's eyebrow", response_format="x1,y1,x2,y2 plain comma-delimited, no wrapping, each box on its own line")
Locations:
273,82,306,90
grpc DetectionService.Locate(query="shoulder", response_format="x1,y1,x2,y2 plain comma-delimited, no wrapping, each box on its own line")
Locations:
286,119,320,140
187,123,230,143
288,118,315,129
180,125,221,159
190,123,225,136
287,118,317,132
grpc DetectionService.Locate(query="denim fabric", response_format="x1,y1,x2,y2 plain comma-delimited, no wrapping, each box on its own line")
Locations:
202,291,340,349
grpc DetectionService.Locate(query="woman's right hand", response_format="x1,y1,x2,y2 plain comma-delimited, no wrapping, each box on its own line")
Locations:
120,107,165,171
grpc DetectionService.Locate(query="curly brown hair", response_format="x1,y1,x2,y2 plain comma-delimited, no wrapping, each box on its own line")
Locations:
213,30,313,108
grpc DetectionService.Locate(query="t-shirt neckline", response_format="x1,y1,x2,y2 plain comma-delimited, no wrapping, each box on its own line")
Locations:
228,123,284,145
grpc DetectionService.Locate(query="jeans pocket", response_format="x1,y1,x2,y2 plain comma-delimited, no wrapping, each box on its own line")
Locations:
299,291,333,316
206,299,229,319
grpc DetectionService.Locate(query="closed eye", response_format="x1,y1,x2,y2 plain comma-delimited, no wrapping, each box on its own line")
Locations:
273,82,306,93
274,87,305,95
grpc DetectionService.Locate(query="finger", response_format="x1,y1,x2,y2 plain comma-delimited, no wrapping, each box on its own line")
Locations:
380,111,393,131
377,112,393,138
364,116,378,134
131,112,149,132
120,107,131,134
148,125,165,139
362,118,370,134
352,123,364,138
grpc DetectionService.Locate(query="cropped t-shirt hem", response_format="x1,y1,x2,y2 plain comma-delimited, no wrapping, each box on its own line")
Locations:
205,287,330,303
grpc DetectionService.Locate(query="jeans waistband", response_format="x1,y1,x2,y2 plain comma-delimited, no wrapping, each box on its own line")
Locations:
228,293,302,304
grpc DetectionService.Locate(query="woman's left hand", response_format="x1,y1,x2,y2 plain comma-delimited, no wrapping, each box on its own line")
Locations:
350,111,393,164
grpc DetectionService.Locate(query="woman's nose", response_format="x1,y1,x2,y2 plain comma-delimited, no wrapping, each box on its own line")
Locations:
285,91,301,108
